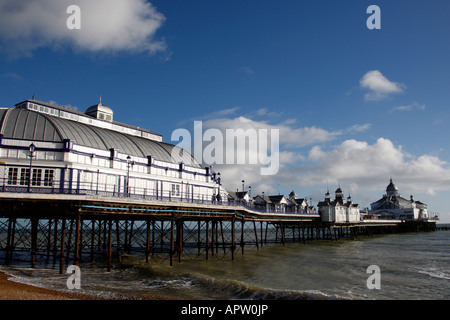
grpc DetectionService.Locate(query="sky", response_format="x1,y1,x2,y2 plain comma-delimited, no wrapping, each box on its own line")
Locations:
0,0,450,222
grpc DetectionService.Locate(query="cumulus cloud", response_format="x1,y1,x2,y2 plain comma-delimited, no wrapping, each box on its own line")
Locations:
184,110,371,192
360,70,404,101
295,138,450,197
0,0,166,58
202,116,345,148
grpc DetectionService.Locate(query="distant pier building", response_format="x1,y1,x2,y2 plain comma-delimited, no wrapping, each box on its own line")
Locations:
317,187,361,223
368,179,429,220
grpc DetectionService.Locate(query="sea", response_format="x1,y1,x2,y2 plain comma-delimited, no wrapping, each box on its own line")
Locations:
1,226,449,301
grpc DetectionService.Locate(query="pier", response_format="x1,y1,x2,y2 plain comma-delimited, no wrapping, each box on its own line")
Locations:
0,191,438,273
0,98,441,274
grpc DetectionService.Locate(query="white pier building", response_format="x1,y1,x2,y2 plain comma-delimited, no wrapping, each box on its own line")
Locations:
368,179,429,220
0,98,225,202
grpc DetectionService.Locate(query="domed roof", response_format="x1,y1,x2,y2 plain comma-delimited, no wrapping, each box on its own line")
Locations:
386,178,398,191
386,178,399,196
85,102,113,115
0,107,202,168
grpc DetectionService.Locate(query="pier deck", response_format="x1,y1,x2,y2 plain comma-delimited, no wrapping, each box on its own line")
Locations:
0,192,437,272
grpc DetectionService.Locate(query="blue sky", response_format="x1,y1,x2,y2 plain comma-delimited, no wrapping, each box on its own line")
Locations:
1,0,450,222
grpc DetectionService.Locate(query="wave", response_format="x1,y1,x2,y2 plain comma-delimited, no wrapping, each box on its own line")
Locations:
249,288,344,300
418,268,450,280
137,270,344,300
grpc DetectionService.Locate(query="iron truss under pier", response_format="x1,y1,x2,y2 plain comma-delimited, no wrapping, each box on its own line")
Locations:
0,193,437,273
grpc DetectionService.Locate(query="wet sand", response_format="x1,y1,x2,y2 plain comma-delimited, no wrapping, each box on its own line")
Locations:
0,270,173,300
0,270,101,300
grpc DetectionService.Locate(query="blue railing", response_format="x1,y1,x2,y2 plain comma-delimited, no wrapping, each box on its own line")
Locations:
0,178,318,215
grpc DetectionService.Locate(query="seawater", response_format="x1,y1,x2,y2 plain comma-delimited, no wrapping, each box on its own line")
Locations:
1,229,449,300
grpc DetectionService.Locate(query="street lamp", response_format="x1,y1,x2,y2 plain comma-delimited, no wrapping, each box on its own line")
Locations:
241,180,245,193
28,143,36,192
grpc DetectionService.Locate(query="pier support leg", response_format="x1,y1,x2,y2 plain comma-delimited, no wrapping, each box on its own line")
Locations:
205,220,209,260
46,219,52,263
253,221,259,250
170,217,174,266
5,216,13,265
66,219,74,266
260,222,264,247
90,220,95,263
231,218,235,261
128,221,134,254
177,219,183,263
74,214,81,266
145,219,150,263
107,219,112,272
152,219,155,258
220,221,226,254
116,219,122,262
59,219,66,274
52,219,58,264
241,219,245,255
197,221,201,255
31,218,38,268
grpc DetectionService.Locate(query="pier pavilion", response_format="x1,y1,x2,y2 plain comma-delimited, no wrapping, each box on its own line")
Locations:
0,98,225,201
368,179,429,220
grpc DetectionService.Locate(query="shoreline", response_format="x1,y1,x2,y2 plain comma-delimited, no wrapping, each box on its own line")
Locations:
0,270,175,300
0,270,102,300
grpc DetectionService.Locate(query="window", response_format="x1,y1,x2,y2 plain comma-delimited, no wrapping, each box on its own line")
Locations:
19,168,30,186
44,169,54,186
7,168,18,185
171,184,180,197
32,169,42,186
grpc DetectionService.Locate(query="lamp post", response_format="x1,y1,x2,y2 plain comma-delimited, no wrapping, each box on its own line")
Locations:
241,179,245,193
126,155,131,197
27,143,35,193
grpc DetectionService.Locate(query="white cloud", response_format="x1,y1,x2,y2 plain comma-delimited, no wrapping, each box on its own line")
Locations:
360,70,404,101
202,116,344,148
308,146,326,161
191,110,371,192
239,67,255,75
293,138,450,197
390,101,426,112
0,72,22,81
0,0,166,58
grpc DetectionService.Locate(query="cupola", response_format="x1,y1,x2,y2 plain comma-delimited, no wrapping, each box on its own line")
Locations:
85,97,114,122
386,178,399,197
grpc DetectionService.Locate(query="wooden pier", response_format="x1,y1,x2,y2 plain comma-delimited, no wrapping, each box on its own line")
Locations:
0,192,438,273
